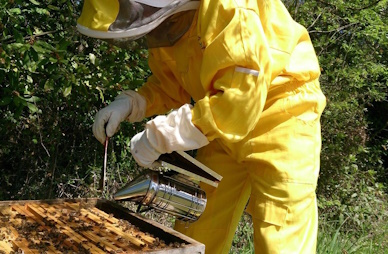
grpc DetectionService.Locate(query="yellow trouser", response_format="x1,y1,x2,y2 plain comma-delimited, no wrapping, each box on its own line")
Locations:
175,80,326,254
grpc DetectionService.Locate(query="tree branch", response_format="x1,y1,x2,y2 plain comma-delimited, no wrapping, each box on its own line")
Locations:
315,0,338,9
307,13,322,31
315,0,382,12
309,22,359,34
0,30,58,44
349,0,383,11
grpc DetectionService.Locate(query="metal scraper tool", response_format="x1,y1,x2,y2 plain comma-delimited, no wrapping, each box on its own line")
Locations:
99,136,109,191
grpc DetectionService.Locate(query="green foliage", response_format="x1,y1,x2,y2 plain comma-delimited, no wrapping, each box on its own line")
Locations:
230,213,254,254
0,0,150,200
284,0,388,239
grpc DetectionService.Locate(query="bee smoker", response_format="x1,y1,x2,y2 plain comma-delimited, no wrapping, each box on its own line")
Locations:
114,172,206,222
113,151,222,222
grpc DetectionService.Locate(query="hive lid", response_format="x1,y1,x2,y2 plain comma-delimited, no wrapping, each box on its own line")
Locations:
158,151,222,188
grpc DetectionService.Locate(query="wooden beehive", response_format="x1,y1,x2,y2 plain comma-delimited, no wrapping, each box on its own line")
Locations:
0,198,204,254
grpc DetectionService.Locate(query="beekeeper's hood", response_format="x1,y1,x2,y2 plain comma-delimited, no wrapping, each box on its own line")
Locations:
77,0,199,40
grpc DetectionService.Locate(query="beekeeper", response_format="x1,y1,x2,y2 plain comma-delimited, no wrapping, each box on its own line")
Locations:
77,0,326,253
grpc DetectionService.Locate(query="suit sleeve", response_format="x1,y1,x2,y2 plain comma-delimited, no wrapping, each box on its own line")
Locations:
137,48,191,117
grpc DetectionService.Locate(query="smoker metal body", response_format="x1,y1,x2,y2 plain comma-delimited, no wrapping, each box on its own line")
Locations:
114,151,222,222
114,172,207,222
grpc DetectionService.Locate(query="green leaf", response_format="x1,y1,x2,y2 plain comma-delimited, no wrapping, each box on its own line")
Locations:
49,57,58,63
8,8,21,14
71,61,78,69
35,8,50,16
29,0,40,5
14,96,27,107
89,53,96,65
8,43,29,51
63,86,72,97
27,102,38,113
96,86,105,102
47,5,60,11
29,47,39,61
26,75,33,83
0,97,12,106
24,95,40,103
130,79,144,89
33,41,54,52
44,80,54,92
32,44,50,54
57,38,70,51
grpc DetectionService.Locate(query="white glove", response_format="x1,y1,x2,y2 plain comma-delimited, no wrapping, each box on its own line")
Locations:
130,104,209,168
93,90,146,144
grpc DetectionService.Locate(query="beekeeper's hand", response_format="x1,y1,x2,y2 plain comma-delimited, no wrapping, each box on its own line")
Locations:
130,104,209,168
93,90,146,144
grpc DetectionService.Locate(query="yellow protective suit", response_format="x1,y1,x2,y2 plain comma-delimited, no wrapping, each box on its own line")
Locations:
136,0,326,253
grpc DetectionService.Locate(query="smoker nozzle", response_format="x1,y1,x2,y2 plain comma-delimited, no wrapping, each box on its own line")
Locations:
114,173,156,202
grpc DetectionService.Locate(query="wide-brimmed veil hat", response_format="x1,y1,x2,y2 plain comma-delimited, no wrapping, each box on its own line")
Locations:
77,0,199,40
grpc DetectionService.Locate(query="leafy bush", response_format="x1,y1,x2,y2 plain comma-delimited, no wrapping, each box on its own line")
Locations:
285,0,388,239
0,0,149,200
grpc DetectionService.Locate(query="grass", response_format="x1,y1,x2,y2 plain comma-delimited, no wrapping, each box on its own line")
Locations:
229,214,388,254
230,213,254,254
317,218,388,254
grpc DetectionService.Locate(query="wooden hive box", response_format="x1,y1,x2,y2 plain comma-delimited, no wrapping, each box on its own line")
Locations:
0,198,205,254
